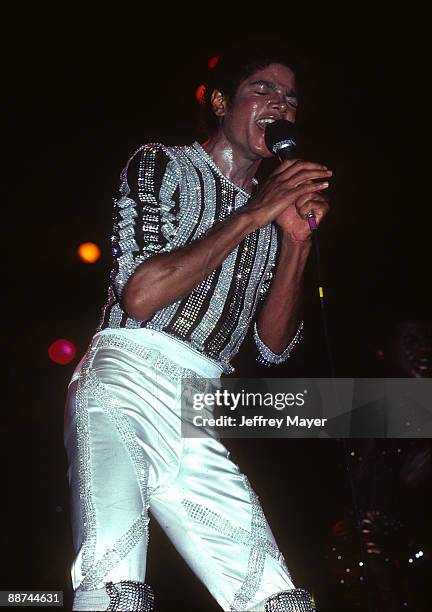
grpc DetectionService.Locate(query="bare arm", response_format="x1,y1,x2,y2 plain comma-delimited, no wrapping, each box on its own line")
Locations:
256,236,311,353
123,209,255,320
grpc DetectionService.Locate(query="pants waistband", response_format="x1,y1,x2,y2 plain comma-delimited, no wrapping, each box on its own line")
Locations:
87,328,224,379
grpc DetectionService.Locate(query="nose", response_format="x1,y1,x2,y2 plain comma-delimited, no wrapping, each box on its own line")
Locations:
267,93,287,112
267,93,296,122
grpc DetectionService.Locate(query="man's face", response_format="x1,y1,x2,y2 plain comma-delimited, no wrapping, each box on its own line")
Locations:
215,63,298,160
378,320,432,377
393,320,432,378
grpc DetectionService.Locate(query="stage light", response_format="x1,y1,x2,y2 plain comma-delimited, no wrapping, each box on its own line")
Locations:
195,84,206,104
78,241,101,263
48,339,77,365
208,56,219,69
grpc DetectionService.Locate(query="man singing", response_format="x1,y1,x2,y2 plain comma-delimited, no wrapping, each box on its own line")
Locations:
64,40,331,611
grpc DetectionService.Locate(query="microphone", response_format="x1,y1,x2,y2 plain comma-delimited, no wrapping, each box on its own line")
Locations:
264,118,297,161
264,119,317,231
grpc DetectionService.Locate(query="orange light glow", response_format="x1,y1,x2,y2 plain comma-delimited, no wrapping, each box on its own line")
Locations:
78,241,101,263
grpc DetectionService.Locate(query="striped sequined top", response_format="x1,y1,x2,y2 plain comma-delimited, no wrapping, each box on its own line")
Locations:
97,142,281,373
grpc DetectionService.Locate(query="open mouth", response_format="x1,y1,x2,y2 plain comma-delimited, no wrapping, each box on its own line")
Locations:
256,117,277,130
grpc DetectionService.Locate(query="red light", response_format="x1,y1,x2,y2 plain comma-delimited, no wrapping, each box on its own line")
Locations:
208,56,219,69
48,339,77,365
195,84,206,104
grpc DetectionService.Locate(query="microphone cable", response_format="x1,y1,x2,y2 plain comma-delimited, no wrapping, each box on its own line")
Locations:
307,211,374,612
305,211,335,378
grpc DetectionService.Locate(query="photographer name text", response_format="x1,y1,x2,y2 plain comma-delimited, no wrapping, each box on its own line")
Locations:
193,415,327,429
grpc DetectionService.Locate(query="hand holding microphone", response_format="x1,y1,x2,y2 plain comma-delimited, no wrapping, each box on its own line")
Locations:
264,119,330,235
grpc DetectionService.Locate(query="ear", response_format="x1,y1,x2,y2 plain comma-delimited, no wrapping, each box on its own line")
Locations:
210,89,228,117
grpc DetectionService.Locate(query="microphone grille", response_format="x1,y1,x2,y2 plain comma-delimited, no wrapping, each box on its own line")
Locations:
264,120,297,155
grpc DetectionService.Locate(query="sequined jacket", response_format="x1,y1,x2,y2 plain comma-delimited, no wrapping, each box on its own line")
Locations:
97,142,301,373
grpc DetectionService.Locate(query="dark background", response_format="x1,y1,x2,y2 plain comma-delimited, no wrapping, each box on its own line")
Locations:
3,10,430,612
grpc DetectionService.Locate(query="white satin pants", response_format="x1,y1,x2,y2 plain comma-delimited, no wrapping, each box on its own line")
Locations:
64,328,295,611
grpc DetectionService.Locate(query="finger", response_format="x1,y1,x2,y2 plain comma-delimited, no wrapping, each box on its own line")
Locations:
295,192,329,209
269,158,301,178
296,198,330,221
270,159,328,179
285,168,333,187
288,181,330,200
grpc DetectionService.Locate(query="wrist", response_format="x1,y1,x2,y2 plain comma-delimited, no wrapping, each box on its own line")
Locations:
281,232,312,250
238,207,262,234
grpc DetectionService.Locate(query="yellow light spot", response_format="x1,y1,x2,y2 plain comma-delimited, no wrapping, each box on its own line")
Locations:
319,286,324,298
78,242,101,264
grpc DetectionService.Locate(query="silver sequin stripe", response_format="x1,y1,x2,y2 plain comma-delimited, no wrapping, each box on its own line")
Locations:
127,147,187,331
138,145,207,332
154,144,278,368
181,475,289,612
206,228,258,359
79,510,148,592
75,333,205,591
113,143,149,302
94,332,218,382
111,145,180,315
167,145,247,367
168,145,221,340
230,476,287,611
155,143,265,364
78,367,150,590
258,263,276,302
253,321,304,364
75,342,100,577
138,144,163,250
112,195,144,301
141,144,250,371
181,496,282,562
187,144,233,345
75,343,151,590
219,222,277,365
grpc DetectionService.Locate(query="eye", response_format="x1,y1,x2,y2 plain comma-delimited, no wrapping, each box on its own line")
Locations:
254,86,268,95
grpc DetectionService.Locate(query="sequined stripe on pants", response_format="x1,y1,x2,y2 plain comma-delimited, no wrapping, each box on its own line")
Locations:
64,329,297,611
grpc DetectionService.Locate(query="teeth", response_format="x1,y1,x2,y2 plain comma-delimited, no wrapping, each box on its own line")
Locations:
257,118,276,125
